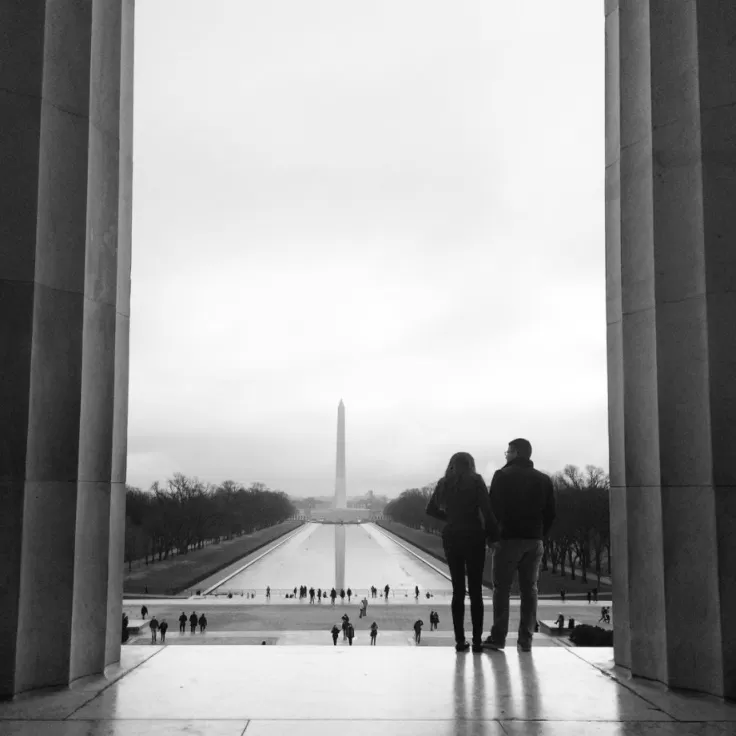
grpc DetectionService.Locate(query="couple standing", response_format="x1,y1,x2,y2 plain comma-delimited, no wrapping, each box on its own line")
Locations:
425,438,555,653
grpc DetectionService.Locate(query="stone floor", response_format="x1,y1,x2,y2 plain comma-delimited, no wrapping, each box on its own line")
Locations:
2,646,736,734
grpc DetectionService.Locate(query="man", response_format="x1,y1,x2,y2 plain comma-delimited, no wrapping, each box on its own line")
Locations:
331,624,340,645
178,612,187,633
159,619,168,643
346,622,355,646
149,616,159,644
484,438,555,653
413,619,424,644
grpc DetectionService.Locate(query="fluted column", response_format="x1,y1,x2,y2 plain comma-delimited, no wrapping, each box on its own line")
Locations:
606,0,736,698
0,0,134,697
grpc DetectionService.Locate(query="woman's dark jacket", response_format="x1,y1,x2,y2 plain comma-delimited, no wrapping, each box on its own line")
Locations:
425,473,500,543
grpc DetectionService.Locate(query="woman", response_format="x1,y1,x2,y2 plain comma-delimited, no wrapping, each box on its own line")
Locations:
426,452,499,652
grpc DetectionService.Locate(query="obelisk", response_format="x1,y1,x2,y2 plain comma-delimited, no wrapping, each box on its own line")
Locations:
334,399,346,509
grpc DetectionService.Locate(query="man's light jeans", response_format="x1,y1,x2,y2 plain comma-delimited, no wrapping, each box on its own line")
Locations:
491,539,544,647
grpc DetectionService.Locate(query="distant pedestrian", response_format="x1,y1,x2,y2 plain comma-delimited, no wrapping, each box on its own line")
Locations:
150,616,159,644
178,612,187,633
141,605,148,620
370,622,378,645
159,620,168,643
384,584,390,600
293,587,297,597
341,614,349,640
560,588,567,603
347,588,352,603
189,612,198,633
346,623,355,646
317,588,322,603
266,586,271,600
340,589,345,604
413,619,424,644
331,625,340,645
587,590,592,604
592,587,598,603
309,587,315,604
330,588,337,605
434,611,440,630
198,614,207,633
415,585,419,600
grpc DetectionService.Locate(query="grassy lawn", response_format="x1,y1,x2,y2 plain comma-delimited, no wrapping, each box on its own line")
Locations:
123,520,304,596
376,520,611,598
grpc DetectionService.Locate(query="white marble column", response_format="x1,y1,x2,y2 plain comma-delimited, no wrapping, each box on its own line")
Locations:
0,0,134,697
606,0,736,699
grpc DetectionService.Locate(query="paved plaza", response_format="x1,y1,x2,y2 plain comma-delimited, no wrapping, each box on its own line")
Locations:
2,645,735,734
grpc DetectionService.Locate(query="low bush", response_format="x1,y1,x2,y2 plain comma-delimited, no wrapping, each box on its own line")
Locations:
569,624,613,647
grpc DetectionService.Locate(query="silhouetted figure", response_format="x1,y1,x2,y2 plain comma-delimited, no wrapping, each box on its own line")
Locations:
371,586,376,599
340,588,345,604
122,613,129,643
426,452,499,653
189,612,198,633
331,625,340,645
317,588,322,602
198,614,207,633
346,622,355,645
341,614,349,640
179,612,187,633
347,588,352,602
144,586,148,594
599,606,610,624
384,584,390,600
555,613,565,629
592,587,598,603
159,620,168,643
330,588,337,605
309,587,315,604
482,439,555,654
150,616,159,644
141,605,148,620
293,587,297,597
370,622,378,645
560,588,567,603
413,619,424,644
266,586,271,600
415,585,419,600
567,617,575,630
587,590,592,604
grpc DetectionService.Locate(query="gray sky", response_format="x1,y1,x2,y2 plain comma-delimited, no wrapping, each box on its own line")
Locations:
127,0,606,496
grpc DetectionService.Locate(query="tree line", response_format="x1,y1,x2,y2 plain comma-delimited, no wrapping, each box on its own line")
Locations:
125,474,297,570
383,464,610,585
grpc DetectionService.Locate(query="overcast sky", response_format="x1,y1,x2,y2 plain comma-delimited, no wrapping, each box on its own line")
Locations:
127,0,606,497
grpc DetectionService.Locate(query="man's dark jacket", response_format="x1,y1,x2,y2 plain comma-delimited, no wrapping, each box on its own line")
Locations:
489,458,555,540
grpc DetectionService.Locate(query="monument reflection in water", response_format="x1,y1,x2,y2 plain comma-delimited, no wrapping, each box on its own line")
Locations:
335,524,346,590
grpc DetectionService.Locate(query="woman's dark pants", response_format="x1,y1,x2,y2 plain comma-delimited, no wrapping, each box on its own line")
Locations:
442,531,486,645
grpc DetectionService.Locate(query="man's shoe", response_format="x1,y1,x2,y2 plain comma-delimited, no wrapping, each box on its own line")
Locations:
517,642,532,652
471,642,484,653
482,636,505,650
455,641,470,652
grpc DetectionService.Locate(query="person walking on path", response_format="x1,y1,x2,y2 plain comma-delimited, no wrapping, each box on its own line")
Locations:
141,605,148,620
330,588,337,605
413,619,424,644
426,451,500,653
309,587,315,604
178,612,187,633
560,588,567,603
347,588,352,603
384,584,390,600
587,590,592,604
341,614,350,640
150,616,159,644
331,624,340,645
198,613,207,633
266,586,271,600
189,612,198,633
484,438,556,653
370,622,378,645
346,622,355,646
592,587,598,603
159,619,168,643
340,588,346,604
415,585,420,601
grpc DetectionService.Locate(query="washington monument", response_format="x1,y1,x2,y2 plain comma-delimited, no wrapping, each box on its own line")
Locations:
334,400,346,509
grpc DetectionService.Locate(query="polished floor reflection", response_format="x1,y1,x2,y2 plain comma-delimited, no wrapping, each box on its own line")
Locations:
2,646,735,735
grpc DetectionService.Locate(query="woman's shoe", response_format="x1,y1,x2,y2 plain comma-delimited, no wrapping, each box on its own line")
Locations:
455,641,470,652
